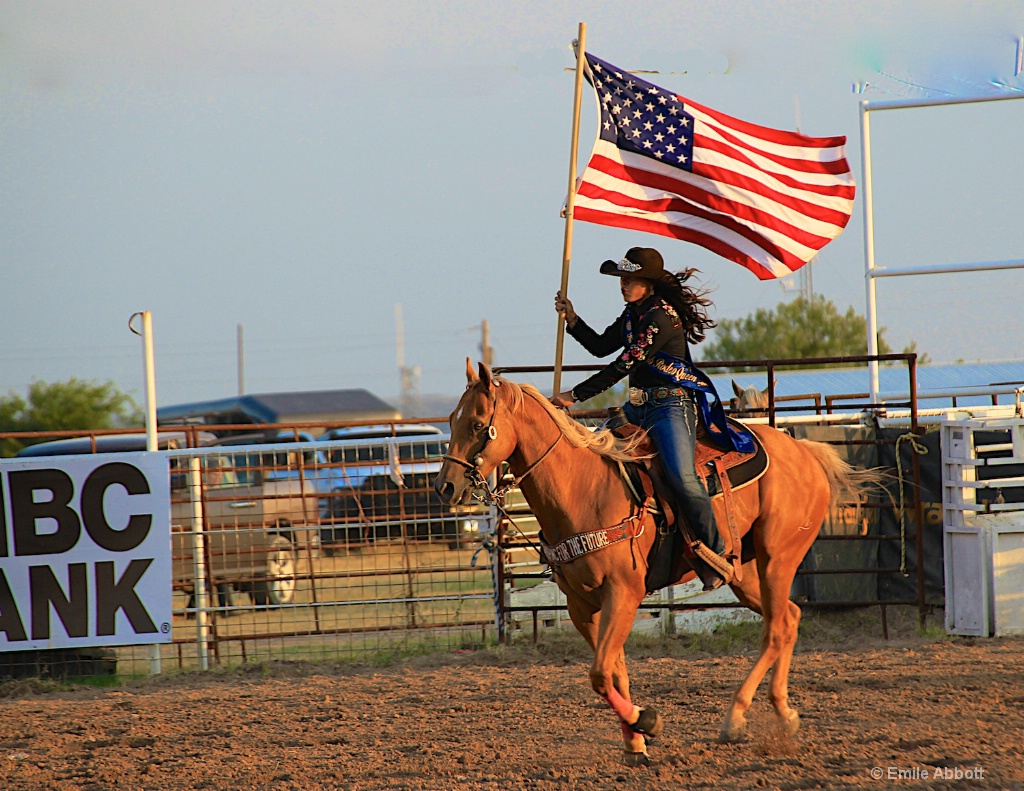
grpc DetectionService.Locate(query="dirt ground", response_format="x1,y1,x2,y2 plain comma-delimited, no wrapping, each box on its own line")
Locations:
1,609,1021,791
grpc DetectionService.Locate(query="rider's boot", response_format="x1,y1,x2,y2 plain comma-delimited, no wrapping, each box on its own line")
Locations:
690,529,732,592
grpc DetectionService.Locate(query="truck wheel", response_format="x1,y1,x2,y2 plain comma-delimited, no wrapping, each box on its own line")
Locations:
249,536,297,607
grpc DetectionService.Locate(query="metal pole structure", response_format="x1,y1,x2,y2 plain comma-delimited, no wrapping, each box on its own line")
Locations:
552,21,587,397
860,90,1024,405
869,258,1024,279
189,456,211,670
130,311,163,674
859,101,880,404
138,311,158,454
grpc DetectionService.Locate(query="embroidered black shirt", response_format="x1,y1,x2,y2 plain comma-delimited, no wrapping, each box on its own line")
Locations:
567,294,695,403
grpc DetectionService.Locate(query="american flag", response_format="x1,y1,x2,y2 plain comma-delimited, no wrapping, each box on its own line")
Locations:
573,53,855,280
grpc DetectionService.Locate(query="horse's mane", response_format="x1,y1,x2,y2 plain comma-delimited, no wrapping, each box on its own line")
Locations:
497,377,643,463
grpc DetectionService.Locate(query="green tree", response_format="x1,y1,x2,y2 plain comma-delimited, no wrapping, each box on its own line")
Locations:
700,296,927,371
0,379,142,457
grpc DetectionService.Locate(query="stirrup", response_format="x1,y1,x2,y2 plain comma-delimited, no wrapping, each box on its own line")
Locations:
691,541,734,590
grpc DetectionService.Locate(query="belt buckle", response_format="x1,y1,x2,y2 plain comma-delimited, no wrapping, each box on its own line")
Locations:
628,387,646,406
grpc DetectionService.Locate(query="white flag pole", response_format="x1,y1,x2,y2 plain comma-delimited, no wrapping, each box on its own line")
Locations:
552,22,587,397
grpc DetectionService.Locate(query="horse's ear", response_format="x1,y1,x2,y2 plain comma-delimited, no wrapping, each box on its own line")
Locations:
465,357,478,384
732,380,744,398
763,380,777,396
478,361,493,389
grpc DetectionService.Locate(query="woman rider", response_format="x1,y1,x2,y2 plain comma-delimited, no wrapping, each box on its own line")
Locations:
552,246,752,591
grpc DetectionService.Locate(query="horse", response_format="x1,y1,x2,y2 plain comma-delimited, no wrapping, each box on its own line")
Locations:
731,380,773,416
434,361,879,765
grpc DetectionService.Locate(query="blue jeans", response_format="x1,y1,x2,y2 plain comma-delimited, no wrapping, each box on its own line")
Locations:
623,392,724,554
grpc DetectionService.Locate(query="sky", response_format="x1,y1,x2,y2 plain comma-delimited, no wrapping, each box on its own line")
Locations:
2,1,1023,413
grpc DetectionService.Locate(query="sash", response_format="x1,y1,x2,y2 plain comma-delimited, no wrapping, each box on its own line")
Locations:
622,304,754,454
644,352,755,454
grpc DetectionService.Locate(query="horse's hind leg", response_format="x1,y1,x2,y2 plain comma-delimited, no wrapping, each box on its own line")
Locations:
767,598,802,735
719,558,802,742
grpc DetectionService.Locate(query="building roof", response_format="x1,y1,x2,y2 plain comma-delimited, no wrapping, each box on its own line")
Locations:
157,389,401,431
715,359,1024,410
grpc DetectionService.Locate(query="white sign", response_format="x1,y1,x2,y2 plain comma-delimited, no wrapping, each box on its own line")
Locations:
0,453,173,650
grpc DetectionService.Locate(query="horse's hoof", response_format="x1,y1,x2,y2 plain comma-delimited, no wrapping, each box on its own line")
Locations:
782,711,800,737
631,706,664,740
718,721,748,743
623,750,651,767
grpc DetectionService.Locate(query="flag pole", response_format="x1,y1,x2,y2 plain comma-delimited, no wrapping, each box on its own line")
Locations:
552,21,587,397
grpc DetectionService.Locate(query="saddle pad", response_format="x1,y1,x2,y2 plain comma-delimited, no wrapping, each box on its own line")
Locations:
698,420,769,498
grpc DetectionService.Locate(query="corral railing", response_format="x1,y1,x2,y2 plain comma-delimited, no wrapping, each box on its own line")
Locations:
0,425,499,677
4,360,1018,677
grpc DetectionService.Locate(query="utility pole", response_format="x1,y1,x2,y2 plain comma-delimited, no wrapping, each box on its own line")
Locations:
480,319,494,368
800,256,815,301
237,323,245,395
395,303,421,417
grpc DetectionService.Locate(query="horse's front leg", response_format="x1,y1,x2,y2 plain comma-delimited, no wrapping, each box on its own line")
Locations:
589,592,663,765
566,598,645,759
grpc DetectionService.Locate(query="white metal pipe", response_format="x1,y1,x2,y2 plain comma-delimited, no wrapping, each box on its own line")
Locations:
868,259,1024,278
859,101,880,403
878,384,1024,402
863,92,1024,112
135,311,162,675
189,456,211,671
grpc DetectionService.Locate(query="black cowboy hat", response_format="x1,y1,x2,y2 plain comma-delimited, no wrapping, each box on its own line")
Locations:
599,247,665,279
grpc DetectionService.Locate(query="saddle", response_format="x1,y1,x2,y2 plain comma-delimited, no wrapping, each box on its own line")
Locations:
613,419,769,593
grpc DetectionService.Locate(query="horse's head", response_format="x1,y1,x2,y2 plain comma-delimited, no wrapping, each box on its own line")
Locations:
434,359,518,505
731,380,773,415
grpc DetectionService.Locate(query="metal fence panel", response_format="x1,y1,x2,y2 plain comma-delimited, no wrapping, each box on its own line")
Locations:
0,432,498,677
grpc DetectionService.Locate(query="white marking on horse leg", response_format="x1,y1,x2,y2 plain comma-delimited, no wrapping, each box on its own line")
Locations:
605,688,645,753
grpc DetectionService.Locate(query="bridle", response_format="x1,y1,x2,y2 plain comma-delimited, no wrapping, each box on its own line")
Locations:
442,382,563,506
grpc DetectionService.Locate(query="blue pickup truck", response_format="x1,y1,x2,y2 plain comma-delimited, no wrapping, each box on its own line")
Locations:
315,425,487,551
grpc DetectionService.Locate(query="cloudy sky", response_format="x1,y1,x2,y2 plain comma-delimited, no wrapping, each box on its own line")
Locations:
2,1,1023,410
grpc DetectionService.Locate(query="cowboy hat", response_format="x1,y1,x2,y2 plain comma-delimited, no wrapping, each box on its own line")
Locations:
599,247,665,279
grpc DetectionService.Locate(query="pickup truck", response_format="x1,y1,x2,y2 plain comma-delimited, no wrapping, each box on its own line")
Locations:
317,425,487,550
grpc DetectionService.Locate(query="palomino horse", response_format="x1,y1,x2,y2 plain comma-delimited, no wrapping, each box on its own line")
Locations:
435,362,878,765
731,380,772,416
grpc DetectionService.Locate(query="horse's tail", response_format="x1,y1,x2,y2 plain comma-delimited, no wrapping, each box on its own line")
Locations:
798,439,888,524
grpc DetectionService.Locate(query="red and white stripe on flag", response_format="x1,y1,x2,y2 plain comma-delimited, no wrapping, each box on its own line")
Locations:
573,54,855,280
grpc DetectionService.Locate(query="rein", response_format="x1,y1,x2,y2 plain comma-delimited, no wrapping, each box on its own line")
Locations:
442,431,563,506
443,382,567,505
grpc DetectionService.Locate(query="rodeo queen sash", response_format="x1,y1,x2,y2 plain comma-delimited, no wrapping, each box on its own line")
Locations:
644,351,755,453
620,303,754,453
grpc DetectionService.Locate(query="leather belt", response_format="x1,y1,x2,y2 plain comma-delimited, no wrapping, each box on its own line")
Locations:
628,386,686,405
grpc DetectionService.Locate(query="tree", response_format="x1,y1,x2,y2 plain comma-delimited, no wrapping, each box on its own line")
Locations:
0,379,142,457
700,296,927,371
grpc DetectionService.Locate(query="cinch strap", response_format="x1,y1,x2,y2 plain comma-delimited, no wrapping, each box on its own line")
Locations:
539,507,646,567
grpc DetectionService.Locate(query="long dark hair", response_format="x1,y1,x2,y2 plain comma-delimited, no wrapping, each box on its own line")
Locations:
652,268,716,344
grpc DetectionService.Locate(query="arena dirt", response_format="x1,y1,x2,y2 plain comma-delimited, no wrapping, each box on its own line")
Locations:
1,608,1021,791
